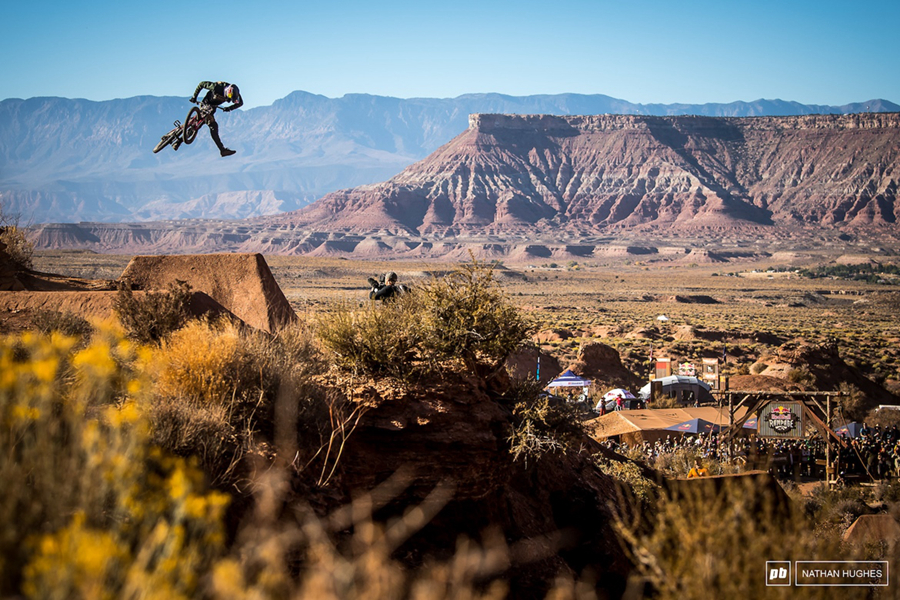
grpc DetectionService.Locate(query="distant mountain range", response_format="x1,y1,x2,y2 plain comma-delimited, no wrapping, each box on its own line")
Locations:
27,111,900,262
1,92,897,224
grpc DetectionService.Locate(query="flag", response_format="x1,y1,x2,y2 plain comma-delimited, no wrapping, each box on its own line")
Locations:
649,342,653,362
536,355,541,381
722,343,727,361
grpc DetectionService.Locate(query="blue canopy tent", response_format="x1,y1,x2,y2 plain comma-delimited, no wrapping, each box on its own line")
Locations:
834,422,863,439
546,370,592,401
666,418,726,434
546,370,592,388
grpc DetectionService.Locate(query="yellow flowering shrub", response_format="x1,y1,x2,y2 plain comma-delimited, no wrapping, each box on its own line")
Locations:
154,318,243,403
3,318,595,600
0,328,230,599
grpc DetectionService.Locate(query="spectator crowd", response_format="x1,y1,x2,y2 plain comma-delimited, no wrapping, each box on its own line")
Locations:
599,423,900,481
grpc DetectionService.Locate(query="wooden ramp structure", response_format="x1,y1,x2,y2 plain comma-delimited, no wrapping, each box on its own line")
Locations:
716,390,847,482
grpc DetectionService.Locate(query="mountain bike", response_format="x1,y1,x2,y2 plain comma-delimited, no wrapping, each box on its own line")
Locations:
152,102,218,153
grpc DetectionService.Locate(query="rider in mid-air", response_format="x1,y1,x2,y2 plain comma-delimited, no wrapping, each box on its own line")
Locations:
189,81,243,157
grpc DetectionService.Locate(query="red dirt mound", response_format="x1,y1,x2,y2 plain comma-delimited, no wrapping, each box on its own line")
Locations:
725,374,810,392
567,341,643,392
757,339,898,407
119,253,296,333
668,470,793,515
506,346,563,383
315,367,633,598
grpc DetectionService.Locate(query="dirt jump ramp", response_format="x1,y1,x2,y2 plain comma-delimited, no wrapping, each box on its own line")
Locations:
667,470,793,517
0,290,238,329
119,253,297,334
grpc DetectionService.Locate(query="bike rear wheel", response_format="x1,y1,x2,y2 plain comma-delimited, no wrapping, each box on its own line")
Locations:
182,107,202,145
153,131,177,153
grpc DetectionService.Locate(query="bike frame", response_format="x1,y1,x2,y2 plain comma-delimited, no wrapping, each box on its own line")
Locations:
153,102,220,153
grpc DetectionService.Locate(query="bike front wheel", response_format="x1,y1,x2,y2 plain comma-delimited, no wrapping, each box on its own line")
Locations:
182,107,203,145
153,130,177,153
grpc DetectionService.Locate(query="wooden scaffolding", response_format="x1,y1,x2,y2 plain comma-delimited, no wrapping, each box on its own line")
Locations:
715,390,847,483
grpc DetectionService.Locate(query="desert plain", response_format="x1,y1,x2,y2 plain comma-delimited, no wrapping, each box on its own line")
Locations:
30,244,900,402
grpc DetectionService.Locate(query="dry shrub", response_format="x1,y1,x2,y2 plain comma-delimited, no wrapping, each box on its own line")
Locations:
31,309,94,339
594,455,659,506
788,367,814,384
0,225,34,270
649,395,679,409
317,259,533,380
114,280,192,345
155,318,244,403
507,380,586,466
316,298,418,379
148,317,330,485
0,206,33,269
649,447,743,478
615,476,884,599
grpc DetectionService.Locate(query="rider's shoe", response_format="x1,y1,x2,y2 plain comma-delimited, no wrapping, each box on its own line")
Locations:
220,148,236,157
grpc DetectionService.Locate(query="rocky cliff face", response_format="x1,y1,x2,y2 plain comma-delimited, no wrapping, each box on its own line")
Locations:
271,112,900,236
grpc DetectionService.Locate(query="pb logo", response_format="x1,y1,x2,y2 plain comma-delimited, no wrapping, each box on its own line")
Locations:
766,561,791,586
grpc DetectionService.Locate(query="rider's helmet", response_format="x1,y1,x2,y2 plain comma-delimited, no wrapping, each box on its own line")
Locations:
224,84,239,101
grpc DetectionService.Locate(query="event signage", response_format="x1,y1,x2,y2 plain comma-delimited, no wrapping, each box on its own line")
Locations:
759,402,804,438
677,362,697,376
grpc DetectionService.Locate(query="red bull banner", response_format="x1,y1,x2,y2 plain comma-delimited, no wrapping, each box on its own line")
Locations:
758,402,804,438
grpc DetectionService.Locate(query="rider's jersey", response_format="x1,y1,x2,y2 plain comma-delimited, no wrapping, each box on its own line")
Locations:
191,81,244,111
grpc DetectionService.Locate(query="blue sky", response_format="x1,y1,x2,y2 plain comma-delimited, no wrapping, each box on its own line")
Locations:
2,0,898,109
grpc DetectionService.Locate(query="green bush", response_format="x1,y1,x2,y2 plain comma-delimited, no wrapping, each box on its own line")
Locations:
315,298,419,379
317,259,533,379
412,259,533,372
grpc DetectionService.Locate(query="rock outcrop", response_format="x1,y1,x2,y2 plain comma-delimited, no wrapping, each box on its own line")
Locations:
318,367,634,598
273,112,900,236
756,339,899,407
567,342,644,393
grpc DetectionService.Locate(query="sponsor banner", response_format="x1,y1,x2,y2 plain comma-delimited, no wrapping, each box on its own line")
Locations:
758,401,804,438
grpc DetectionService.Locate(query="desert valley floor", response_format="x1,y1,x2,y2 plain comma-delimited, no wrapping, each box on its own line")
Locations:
29,249,900,396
